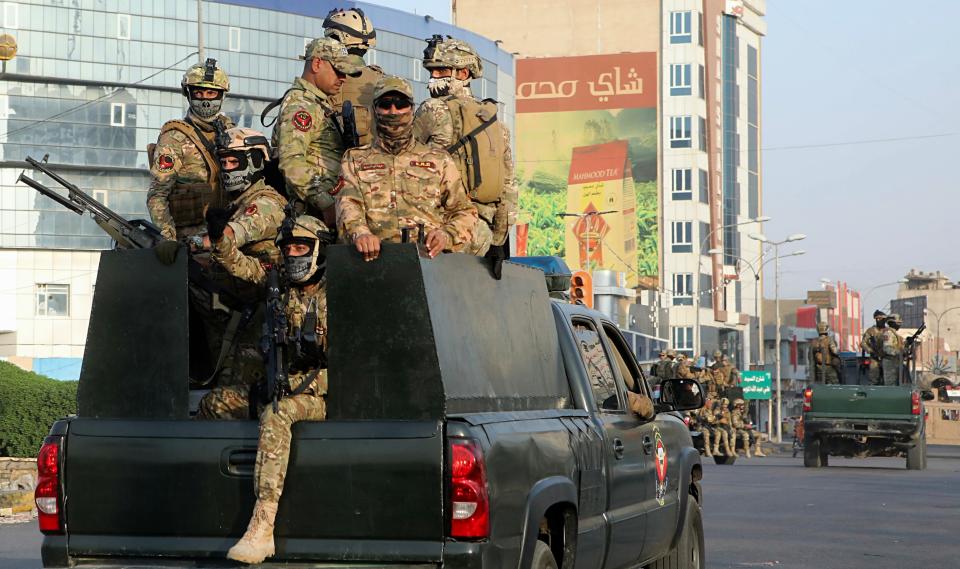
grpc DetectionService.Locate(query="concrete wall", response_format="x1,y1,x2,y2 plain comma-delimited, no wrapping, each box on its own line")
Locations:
453,0,660,57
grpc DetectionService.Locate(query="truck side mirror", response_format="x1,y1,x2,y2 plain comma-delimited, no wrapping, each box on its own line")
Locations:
658,378,705,411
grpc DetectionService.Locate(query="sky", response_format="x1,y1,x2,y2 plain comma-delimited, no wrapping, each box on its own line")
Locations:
367,0,958,310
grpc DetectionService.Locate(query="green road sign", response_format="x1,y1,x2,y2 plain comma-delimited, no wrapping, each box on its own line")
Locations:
741,371,772,400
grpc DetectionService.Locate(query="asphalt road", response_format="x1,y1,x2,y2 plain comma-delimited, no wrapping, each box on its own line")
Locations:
1,448,958,569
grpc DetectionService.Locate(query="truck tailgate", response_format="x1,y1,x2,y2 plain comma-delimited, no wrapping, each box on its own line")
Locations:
64,418,444,563
809,385,914,418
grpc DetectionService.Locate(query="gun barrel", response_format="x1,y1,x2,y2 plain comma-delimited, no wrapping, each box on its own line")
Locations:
16,173,85,214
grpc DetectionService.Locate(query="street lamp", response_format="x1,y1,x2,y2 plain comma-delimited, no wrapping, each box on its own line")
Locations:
925,306,960,369
694,216,770,360
862,279,909,325
748,232,806,443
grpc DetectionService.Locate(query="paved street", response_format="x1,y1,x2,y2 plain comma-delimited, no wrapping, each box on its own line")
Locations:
1,447,958,568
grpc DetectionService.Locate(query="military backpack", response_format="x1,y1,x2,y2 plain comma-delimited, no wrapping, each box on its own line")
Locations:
443,96,507,204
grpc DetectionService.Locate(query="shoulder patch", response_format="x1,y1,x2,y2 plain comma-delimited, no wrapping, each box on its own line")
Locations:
410,160,436,169
244,204,258,216
292,109,313,132
156,154,175,171
360,163,387,171
330,176,345,196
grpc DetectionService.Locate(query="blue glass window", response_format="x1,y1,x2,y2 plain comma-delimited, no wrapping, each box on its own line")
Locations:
670,63,691,96
670,116,692,148
670,11,692,44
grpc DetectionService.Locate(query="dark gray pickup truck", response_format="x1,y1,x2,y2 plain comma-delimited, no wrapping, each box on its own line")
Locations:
36,246,705,569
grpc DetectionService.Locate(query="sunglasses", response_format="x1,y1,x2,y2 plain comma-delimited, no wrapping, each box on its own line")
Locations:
376,97,412,111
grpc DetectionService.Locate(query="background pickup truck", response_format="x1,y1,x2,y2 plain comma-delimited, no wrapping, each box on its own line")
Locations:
37,246,705,569
802,379,927,470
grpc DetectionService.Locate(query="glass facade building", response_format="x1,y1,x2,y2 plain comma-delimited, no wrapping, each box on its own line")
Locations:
0,0,515,377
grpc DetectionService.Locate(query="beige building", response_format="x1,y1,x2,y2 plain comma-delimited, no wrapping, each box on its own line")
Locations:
453,0,660,57
891,269,960,369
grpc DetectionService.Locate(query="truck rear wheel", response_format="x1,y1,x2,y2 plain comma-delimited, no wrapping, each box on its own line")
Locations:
906,439,926,471
531,540,558,569
647,497,704,569
803,437,824,468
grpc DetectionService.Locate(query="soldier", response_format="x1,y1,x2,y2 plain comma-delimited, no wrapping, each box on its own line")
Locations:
322,7,383,147
708,400,732,456
880,313,905,386
695,399,714,458
809,322,841,384
721,355,740,387
272,37,364,227
675,353,696,379
649,350,667,380
148,58,234,252
730,399,755,457
413,35,517,277
862,309,886,385
197,215,332,565
738,399,767,457
717,397,737,456
337,75,478,260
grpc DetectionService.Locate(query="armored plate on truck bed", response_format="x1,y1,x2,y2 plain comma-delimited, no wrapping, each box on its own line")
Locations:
326,244,570,420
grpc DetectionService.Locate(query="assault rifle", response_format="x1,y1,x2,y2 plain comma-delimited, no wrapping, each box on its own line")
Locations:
17,155,162,249
340,100,359,149
261,267,288,413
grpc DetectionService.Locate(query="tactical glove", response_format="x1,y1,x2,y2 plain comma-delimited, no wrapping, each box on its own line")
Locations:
205,207,232,242
485,244,506,280
154,240,181,265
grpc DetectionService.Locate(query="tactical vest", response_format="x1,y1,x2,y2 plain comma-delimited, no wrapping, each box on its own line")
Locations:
148,119,225,227
232,184,287,266
331,65,382,147
443,96,507,204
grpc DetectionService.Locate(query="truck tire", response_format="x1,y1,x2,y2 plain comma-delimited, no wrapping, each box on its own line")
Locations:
646,497,705,569
803,437,823,468
906,439,926,471
531,540,558,569
713,455,737,465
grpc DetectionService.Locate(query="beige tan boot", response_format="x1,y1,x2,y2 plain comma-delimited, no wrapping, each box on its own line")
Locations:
743,433,751,457
703,431,713,457
227,500,278,564
724,432,737,457
754,440,767,457
712,431,723,456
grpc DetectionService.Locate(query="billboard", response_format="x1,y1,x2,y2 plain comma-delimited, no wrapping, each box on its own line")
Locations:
515,52,658,286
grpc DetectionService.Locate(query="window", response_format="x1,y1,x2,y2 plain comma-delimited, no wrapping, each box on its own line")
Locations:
366,48,377,65
670,11,692,44
110,103,125,127
699,116,707,152
670,116,692,148
672,326,694,357
117,14,131,40
698,64,705,99
699,168,709,203
673,273,693,306
573,319,620,411
669,64,691,96
229,27,241,52
3,2,18,29
93,190,108,206
37,284,70,317
699,273,713,309
601,322,649,398
671,168,692,200
412,58,422,82
671,221,693,253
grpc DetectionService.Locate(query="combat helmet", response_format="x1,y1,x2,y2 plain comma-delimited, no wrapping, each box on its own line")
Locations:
732,398,745,408
665,349,677,359
323,8,376,52
713,350,723,360
816,322,829,334
277,215,335,284
422,35,483,79
181,58,229,119
217,127,271,194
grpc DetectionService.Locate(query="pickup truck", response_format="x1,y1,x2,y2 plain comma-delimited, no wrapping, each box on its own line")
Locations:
36,246,705,569
802,374,927,470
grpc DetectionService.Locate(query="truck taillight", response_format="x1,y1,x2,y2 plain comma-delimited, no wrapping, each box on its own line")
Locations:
36,436,63,534
911,391,921,415
449,440,489,539
803,388,813,412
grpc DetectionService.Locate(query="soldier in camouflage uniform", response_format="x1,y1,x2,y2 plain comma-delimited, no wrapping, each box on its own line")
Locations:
197,215,332,565
272,37,364,227
649,350,667,380
880,313,905,386
413,36,517,276
703,399,730,456
809,322,841,384
337,76,478,261
323,7,383,147
861,310,886,385
717,397,737,456
730,398,755,457
675,353,696,379
148,58,235,246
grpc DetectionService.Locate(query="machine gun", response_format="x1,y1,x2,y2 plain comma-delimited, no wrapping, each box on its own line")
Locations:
17,155,162,249
904,322,927,362
260,267,288,413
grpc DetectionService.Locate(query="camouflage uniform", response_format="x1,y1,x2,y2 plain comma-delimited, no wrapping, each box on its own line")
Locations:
730,403,753,457
717,399,737,456
809,329,841,385
675,355,696,379
702,401,729,456
880,327,904,386
862,319,886,385
330,65,384,147
148,115,235,240
272,38,364,216
336,140,478,248
211,180,288,283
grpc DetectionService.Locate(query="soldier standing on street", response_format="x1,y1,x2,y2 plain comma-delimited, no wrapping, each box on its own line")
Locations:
413,35,517,277
271,37,364,227
809,322,841,385
862,309,886,385
649,350,667,380
198,215,333,565
148,58,234,251
881,313,905,386
322,7,383,147
337,76,478,260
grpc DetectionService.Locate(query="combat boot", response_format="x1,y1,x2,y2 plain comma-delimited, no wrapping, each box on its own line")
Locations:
743,433,751,457
227,500,278,564
754,440,767,457
712,433,722,456
724,433,736,457
703,432,713,457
